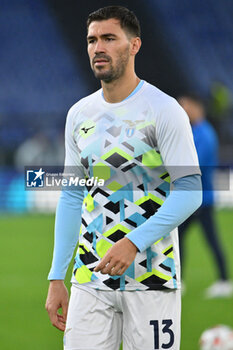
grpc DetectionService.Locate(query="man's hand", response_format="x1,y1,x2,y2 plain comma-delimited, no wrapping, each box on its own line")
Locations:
94,237,138,276
45,280,69,331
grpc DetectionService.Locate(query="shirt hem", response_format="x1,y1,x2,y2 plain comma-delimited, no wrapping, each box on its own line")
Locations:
71,280,181,291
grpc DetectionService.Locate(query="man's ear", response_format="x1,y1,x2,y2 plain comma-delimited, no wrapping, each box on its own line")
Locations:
130,37,142,56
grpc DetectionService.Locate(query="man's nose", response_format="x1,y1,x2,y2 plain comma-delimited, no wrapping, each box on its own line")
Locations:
94,40,106,54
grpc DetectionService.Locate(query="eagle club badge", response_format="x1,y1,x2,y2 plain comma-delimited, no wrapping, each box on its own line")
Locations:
123,119,144,138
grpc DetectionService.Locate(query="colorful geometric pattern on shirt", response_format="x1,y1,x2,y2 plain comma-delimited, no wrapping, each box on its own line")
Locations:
72,102,177,290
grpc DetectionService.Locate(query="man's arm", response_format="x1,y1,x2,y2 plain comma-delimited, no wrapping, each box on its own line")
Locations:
94,174,202,275
95,99,202,275
45,188,83,331
46,103,85,331
47,189,84,280
45,280,69,332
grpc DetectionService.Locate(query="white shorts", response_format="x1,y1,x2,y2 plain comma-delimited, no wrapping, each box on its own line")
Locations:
64,285,181,350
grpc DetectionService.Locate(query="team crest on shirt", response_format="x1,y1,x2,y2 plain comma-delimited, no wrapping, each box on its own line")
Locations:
125,127,135,137
123,120,145,138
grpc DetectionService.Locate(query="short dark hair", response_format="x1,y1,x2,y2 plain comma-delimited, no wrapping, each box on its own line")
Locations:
87,6,141,38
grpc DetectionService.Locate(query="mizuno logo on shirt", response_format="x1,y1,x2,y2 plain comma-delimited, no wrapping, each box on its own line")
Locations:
81,126,95,134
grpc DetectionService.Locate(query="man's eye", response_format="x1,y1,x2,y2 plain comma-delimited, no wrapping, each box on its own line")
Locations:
88,39,96,44
106,37,114,41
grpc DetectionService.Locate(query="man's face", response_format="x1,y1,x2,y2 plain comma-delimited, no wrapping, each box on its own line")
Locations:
87,19,132,83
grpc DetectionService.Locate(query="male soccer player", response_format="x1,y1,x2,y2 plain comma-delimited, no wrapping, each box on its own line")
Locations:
46,6,202,350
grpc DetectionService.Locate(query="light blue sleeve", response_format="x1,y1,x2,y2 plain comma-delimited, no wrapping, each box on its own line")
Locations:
48,186,84,280
127,174,202,252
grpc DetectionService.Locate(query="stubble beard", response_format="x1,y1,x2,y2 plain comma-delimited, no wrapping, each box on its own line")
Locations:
92,46,130,83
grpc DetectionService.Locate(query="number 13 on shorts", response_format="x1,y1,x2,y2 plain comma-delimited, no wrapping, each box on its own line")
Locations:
150,319,175,349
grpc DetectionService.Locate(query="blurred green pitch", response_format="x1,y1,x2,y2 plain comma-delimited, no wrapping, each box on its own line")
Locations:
0,210,232,350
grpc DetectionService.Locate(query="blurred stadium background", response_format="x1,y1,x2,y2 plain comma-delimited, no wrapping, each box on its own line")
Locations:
0,0,232,349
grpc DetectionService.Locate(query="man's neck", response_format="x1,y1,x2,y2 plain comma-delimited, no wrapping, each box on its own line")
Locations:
101,73,140,103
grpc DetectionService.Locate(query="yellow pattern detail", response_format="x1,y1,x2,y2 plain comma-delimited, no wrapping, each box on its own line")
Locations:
83,193,95,212
159,172,171,183
78,244,90,253
167,251,174,259
79,247,85,254
142,149,162,169
154,237,163,245
162,245,174,259
101,147,133,161
135,192,164,206
96,239,113,258
136,269,172,283
103,224,131,238
107,181,123,192
163,244,173,254
93,162,111,181
136,121,155,130
75,265,92,284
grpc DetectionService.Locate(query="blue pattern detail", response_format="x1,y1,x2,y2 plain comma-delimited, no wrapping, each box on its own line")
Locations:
91,273,98,281
101,80,144,102
119,263,135,290
74,256,98,281
128,212,147,227
110,168,116,177
125,262,135,279
127,138,152,157
119,125,126,144
108,183,133,221
88,154,93,176
128,165,153,196
120,276,125,290
86,214,103,234
157,182,170,196
162,257,177,288
142,173,153,195
123,80,144,101
86,214,103,251
108,182,133,203
81,138,102,158
146,247,158,272
74,256,84,270
120,199,125,221
92,232,97,251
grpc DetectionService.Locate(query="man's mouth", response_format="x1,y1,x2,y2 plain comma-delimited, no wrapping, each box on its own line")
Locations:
94,59,109,66
93,55,111,67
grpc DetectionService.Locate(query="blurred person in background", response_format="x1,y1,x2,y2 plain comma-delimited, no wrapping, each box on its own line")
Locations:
178,93,233,298
14,130,65,171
